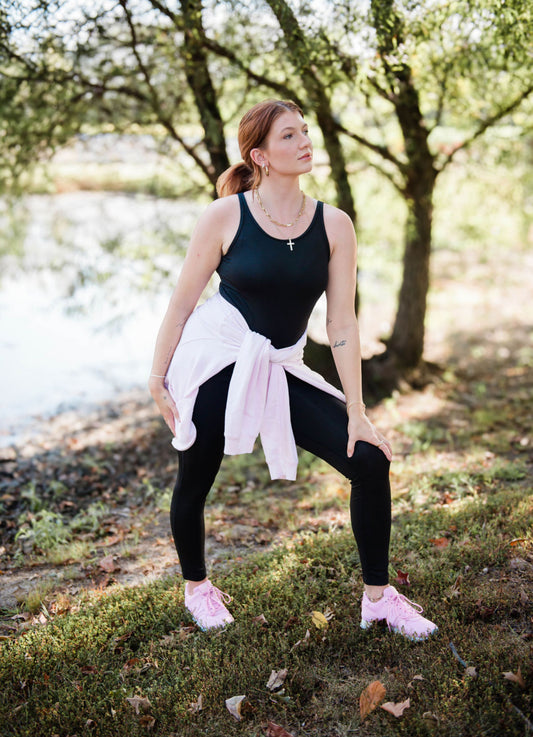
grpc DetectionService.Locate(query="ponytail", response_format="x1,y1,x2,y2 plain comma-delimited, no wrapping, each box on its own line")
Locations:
216,161,257,198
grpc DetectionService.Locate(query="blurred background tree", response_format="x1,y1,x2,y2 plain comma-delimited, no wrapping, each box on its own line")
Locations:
1,0,531,388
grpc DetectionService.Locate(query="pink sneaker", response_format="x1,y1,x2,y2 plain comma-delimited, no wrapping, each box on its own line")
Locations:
184,580,234,631
361,585,437,641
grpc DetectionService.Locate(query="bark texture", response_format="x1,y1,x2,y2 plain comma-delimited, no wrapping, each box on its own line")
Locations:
180,0,230,190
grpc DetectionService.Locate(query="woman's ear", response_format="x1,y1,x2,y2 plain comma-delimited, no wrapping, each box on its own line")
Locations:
250,147,267,168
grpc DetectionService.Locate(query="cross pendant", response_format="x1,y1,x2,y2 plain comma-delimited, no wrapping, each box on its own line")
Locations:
287,238,294,251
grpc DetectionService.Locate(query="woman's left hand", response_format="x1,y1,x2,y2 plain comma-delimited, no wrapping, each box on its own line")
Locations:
347,411,392,461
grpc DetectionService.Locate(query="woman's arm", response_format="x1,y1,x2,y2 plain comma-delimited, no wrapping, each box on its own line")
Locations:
324,205,392,461
148,196,239,431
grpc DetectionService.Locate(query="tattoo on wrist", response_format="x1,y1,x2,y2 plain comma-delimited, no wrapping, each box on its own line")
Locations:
333,339,347,348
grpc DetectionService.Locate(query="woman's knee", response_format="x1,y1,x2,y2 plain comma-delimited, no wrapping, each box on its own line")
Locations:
348,440,390,481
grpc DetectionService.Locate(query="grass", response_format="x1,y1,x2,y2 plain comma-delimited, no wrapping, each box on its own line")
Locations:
0,451,531,736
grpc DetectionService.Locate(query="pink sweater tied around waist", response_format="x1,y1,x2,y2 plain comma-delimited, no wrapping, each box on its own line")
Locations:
165,292,345,481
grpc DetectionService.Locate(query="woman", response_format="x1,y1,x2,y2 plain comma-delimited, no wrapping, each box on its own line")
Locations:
149,99,437,640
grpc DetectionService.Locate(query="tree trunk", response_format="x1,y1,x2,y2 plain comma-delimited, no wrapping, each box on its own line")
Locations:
387,185,434,367
315,107,356,225
179,0,230,191
371,0,437,373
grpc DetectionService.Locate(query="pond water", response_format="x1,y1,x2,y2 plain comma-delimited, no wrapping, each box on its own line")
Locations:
0,191,202,445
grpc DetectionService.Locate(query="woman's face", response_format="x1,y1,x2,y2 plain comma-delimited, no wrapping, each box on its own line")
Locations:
256,110,313,177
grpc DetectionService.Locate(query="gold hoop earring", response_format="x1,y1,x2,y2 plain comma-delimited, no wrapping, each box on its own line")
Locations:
263,164,269,177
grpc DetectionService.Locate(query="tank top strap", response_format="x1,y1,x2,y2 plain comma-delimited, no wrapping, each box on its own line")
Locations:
316,199,324,226
237,191,247,217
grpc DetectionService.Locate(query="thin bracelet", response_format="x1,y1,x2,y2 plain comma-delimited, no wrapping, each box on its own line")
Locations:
347,400,366,411
150,374,166,378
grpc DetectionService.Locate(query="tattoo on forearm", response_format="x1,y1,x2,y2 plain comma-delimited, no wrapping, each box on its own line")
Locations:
333,339,347,348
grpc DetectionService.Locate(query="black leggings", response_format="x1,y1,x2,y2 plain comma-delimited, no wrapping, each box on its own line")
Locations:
170,364,391,586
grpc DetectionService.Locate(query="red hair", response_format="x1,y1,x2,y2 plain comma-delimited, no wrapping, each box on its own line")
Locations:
216,99,303,197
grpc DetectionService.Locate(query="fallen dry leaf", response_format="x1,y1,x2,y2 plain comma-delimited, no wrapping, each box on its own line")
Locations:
267,668,288,691
225,694,246,721
465,666,477,678
139,715,155,729
381,698,410,717
102,532,125,547
126,696,152,714
429,537,450,549
360,680,386,721
311,609,334,629
407,675,425,688
188,694,203,713
502,668,526,688
291,629,310,651
99,555,118,573
178,625,196,641
265,721,294,737
394,569,410,586
311,611,329,629
253,614,269,626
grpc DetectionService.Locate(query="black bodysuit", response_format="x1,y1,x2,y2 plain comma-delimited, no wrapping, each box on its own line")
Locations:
217,192,329,348
170,192,391,586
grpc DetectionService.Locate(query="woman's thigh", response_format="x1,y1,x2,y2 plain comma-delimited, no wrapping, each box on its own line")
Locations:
175,363,235,496
286,372,389,480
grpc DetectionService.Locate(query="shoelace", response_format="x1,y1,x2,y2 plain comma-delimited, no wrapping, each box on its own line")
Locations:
387,591,424,624
204,585,232,615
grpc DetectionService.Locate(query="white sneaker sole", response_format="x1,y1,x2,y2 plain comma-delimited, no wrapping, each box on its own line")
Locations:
187,608,234,632
360,618,438,641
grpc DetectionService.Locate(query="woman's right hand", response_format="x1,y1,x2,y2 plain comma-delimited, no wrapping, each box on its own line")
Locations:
148,376,179,434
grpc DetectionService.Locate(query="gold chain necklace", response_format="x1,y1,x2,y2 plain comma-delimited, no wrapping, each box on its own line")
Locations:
256,188,306,228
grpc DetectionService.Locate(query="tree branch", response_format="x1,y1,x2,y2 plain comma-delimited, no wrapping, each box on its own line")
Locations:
333,120,407,174
200,36,303,108
145,0,182,28
118,0,212,180
437,83,533,172
367,75,396,104
368,159,405,195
